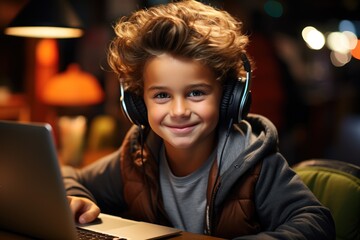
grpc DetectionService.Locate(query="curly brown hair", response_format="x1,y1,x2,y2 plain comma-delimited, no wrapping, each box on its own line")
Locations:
108,0,249,95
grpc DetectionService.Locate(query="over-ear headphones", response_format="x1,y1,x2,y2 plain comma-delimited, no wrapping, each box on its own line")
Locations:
119,53,252,127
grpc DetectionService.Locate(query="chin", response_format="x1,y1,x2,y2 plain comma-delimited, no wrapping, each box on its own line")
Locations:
166,139,195,149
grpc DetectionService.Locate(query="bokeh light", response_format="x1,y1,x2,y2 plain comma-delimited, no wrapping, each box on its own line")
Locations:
264,0,283,18
302,26,325,50
351,40,360,60
330,51,352,67
339,20,357,35
327,31,356,54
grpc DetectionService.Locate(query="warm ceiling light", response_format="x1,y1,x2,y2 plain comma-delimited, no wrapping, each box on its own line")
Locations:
4,0,84,39
5,27,83,39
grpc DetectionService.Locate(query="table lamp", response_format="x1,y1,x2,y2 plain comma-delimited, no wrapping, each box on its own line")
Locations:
41,63,104,106
40,63,104,167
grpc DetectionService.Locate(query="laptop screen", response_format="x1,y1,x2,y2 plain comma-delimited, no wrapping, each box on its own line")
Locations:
0,120,78,239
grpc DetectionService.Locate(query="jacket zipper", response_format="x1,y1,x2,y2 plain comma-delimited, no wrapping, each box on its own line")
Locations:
205,182,221,235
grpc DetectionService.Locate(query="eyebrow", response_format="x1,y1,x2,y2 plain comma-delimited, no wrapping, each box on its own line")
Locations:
146,83,213,92
146,86,168,92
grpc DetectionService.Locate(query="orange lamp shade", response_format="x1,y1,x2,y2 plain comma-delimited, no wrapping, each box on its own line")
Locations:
41,64,104,106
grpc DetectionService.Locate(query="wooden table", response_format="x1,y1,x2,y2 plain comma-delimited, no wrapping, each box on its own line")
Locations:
0,230,224,240
170,231,224,239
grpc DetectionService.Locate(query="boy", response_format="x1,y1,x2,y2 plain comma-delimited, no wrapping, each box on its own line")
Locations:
62,0,335,239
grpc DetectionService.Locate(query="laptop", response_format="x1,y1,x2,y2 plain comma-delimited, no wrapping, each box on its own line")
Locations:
0,120,181,240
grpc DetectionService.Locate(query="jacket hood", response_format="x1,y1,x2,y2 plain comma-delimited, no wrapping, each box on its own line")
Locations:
214,113,279,204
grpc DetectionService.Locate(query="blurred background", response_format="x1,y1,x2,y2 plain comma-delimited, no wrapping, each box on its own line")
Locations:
0,0,359,167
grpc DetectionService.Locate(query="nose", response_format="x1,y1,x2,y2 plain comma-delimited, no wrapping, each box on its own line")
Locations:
170,97,190,118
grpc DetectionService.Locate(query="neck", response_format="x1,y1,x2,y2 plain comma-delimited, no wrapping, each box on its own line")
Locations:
164,134,217,177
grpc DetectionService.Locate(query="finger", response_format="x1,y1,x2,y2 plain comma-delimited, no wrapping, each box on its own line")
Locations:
66,196,101,224
67,196,83,217
78,204,100,224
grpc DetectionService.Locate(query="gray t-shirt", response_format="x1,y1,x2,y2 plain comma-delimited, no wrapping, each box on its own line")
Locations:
159,145,216,233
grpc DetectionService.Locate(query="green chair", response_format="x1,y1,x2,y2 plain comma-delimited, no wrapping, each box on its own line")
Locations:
293,159,360,240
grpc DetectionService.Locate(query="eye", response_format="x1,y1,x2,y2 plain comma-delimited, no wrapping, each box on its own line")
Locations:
154,92,170,99
188,90,205,98
153,92,170,103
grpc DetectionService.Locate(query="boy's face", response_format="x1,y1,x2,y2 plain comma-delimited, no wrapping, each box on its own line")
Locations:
143,54,222,150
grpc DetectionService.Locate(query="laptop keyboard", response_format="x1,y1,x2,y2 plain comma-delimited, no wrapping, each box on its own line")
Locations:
76,227,127,240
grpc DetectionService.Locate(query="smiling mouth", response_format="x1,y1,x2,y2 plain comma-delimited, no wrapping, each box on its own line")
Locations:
166,124,197,134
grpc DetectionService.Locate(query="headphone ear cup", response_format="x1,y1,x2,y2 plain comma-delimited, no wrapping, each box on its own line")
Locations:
220,78,250,125
220,81,236,124
122,91,148,126
230,80,245,122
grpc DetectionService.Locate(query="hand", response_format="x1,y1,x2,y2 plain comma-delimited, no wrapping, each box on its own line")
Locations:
67,196,101,224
